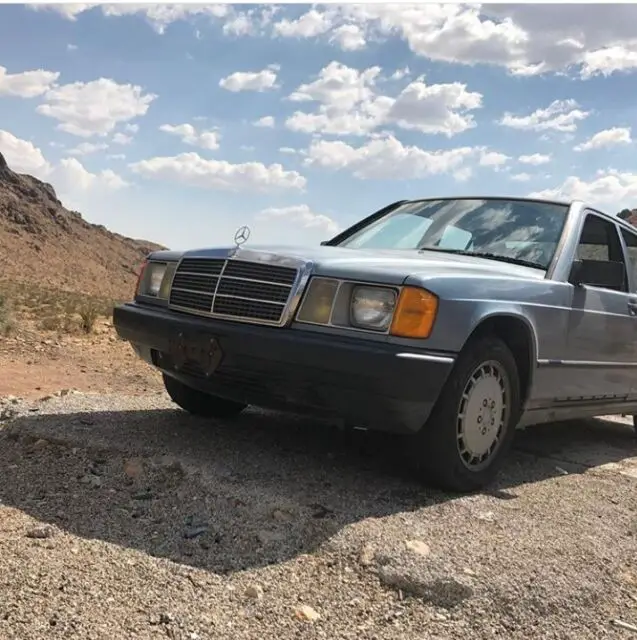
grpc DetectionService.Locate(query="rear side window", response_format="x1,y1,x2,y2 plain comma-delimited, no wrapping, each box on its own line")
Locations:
575,213,628,292
620,226,637,291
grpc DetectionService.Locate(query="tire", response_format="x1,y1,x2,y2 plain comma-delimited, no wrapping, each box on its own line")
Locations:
162,374,247,419
632,415,637,438
405,335,521,493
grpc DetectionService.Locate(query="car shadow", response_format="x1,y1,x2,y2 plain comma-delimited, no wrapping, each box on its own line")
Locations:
1,405,635,575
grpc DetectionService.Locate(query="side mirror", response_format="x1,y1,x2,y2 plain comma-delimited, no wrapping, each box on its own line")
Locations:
568,258,625,289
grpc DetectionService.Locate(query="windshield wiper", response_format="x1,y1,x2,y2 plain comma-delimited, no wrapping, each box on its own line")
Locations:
418,247,546,270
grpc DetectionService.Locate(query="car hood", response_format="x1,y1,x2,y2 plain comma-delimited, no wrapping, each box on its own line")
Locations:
178,243,546,285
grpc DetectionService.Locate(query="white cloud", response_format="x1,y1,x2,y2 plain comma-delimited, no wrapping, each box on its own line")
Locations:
28,3,99,20
219,68,278,92
223,13,255,36
479,151,510,169
124,123,139,134
574,127,632,152
453,167,473,182
0,129,127,197
129,152,306,192
285,61,482,137
387,79,482,136
0,129,51,176
390,67,411,81
289,61,381,110
159,123,221,151
270,5,637,79
67,43,78,52
31,3,230,33
112,133,133,146
279,147,298,155
36,78,156,137
519,153,551,165
304,135,476,180
51,157,129,192
253,116,275,128
273,9,333,38
499,99,590,133
0,65,59,98
329,24,366,51
581,46,637,79
30,4,637,79
530,170,637,208
255,204,341,239
511,172,532,182
68,142,109,156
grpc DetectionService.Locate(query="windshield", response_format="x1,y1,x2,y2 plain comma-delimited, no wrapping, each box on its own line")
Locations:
337,198,569,270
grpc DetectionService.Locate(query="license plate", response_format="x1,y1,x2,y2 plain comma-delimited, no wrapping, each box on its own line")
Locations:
167,332,223,377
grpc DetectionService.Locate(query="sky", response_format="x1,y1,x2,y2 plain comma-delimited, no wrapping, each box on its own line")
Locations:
1,2,637,251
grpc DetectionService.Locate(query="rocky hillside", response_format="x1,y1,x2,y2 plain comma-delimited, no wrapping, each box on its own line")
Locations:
618,208,637,227
0,152,164,300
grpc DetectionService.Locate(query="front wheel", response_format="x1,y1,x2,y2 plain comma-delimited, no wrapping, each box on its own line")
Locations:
404,336,521,493
163,374,247,419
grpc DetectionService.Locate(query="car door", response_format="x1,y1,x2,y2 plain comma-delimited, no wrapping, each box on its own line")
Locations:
618,223,637,400
563,211,635,402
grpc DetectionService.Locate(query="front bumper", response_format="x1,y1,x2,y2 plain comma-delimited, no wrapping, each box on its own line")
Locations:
113,302,457,434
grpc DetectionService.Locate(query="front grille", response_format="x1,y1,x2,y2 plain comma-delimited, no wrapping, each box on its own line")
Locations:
168,256,299,325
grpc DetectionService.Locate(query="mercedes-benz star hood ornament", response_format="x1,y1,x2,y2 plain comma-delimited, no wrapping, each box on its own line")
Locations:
234,225,250,247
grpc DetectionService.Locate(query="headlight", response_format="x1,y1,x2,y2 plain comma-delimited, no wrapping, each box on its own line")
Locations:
147,262,167,296
296,277,340,324
350,286,396,331
137,261,169,298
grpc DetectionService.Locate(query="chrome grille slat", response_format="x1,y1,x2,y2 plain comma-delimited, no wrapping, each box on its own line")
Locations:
214,293,285,306
168,255,301,326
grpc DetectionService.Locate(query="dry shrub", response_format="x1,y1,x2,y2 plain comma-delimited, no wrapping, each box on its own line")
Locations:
78,303,99,334
0,293,15,336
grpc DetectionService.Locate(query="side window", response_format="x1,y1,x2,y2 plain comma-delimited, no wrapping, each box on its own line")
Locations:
576,213,628,292
620,227,637,291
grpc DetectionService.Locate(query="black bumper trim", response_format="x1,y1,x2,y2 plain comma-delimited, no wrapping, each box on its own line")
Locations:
113,303,456,434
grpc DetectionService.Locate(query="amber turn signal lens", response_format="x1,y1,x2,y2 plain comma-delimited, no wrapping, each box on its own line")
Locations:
390,286,438,338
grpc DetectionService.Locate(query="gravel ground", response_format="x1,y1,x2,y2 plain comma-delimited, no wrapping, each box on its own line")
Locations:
1,392,636,640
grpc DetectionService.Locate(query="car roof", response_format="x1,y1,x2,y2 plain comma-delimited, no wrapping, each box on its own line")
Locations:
405,195,573,207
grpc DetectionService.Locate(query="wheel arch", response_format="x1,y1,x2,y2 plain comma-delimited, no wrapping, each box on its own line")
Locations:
461,311,538,411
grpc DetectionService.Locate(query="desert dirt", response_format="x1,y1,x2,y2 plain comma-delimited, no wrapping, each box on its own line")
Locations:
1,313,637,640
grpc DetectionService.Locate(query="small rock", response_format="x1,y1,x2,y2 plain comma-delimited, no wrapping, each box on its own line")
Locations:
59,389,71,397
405,540,430,557
245,584,264,600
183,525,208,540
31,438,50,451
256,530,284,545
150,612,175,625
79,474,102,488
26,525,56,539
309,503,333,519
132,490,153,500
295,605,320,622
123,458,144,479
271,507,295,522
474,511,496,522
359,542,376,567
378,563,474,607
0,407,17,421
